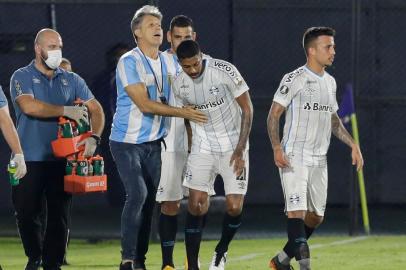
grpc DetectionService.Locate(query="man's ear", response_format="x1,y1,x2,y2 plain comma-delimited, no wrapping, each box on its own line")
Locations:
34,44,41,55
308,46,316,57
134,28,141,39
192,32,197,41
167,31,172,43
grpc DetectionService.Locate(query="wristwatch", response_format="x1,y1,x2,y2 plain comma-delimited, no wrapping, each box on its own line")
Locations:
90,134,101,145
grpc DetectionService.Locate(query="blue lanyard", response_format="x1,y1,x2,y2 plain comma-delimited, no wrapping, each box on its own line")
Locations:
138,48,164,99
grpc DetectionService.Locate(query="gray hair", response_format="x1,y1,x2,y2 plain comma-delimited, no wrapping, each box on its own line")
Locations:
130,5,162,36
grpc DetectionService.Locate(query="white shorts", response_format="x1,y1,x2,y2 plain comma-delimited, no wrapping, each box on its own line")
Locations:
183,151,249,195
279,162,328,216
156,151,188,202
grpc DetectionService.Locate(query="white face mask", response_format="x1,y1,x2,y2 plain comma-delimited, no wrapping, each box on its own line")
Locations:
44,49,62,70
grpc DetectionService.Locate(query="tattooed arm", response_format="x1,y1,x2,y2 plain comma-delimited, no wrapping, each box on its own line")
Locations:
331,113,364,170
230,92,253,176
331,113,355,147
267,102,290,168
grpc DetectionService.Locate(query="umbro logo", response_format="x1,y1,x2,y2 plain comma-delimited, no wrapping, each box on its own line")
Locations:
181,91,190,98
304,87,316,95
180,85,190,98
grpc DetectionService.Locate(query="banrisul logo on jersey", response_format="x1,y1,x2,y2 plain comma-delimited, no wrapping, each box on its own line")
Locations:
195,98,225,110
303,102,333,112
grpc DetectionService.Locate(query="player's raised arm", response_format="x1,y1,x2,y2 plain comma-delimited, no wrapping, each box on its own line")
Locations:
267,101,290,168
331,113,364,171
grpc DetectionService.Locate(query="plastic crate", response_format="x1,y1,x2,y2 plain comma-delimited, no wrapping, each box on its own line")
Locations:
64,174,107,194
51,132,91,158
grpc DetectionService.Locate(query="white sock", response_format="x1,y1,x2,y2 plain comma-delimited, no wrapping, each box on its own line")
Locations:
278,251,291,265
298,258,311,270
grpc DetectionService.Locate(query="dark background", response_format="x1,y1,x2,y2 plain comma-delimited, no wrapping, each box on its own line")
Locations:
0,0,405,236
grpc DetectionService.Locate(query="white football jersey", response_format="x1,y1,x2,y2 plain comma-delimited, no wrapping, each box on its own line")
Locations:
273,66,338,166
161,50,188,152
172,58,249,154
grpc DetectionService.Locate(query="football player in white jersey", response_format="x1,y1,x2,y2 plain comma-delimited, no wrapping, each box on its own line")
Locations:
157,15,196,270
267,27,364,270
173,40,253,270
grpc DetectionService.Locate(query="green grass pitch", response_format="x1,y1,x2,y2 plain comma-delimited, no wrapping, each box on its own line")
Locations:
0,236,404,269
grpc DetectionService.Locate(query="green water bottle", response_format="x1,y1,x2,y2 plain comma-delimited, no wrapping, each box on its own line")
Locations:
62,121,73,138
65,160,76,175
88,162,94,176
74,102,90,134
77,119,90,134
92,156,104,175
8,161,19,186
76,159,88,176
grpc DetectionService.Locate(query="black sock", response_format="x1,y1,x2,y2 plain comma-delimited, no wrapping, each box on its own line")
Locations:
285,218,310,261
185,212,205,269
159,213,177,267
202,213,208,228
283,222,315,259
304,224,314,239
282,239,296,259
215,213,242,254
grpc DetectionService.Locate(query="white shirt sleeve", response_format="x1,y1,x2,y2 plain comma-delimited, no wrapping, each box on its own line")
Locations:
273,73,303,108
331,77,339,112
222,63,249,98
172,78,185,107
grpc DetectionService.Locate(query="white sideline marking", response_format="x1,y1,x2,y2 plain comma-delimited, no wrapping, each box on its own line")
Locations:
177,236,368,269
310,236,368,250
